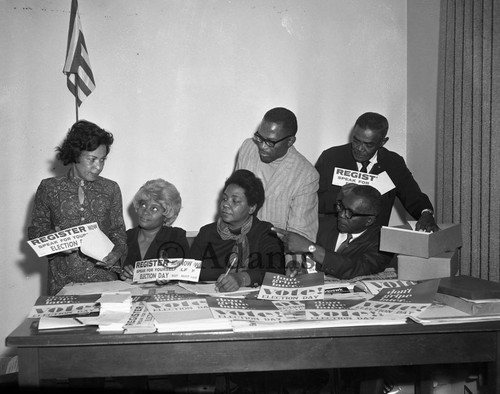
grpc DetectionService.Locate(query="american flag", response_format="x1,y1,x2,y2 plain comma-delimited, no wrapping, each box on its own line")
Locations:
63,0,96,107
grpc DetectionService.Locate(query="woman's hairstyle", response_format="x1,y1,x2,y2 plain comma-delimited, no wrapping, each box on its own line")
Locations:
223,169,265,214
133,179,182,226
56,120,114,165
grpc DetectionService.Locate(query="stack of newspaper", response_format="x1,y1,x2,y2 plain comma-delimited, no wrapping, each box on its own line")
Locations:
144,294,232,333
96,292,133,332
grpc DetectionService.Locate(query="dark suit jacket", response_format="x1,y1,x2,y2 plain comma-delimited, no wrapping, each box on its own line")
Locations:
123,226,190,267
316,215,393,279
315,143,433,226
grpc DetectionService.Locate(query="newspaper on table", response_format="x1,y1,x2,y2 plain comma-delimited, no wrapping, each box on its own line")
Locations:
332,167,395,195
28,294,101,318
178,282,258,297
304,298,373,321
352,279,440,319
257,272,325,301
144,296,212,325
27,222,113,260
123,302,157,334
207,297,294,323
144,296,232,333
132,258,202,283
96,292,133,332
354,279,418,295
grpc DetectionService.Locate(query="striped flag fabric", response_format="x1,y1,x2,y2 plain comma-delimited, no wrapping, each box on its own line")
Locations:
63,0,95,107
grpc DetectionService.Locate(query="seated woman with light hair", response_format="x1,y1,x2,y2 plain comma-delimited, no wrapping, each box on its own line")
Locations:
120,179,189,280
190,169,285,292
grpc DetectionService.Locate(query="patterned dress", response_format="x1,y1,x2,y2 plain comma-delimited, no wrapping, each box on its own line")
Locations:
28,170,127,295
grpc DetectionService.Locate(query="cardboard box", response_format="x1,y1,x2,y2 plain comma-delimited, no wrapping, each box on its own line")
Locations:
397,250,458,281
380,223,462,258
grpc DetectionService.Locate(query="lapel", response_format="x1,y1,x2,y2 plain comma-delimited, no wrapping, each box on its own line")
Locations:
369,148,387,175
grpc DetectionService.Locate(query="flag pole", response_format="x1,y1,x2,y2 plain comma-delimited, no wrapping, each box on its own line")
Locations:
74,74,79,122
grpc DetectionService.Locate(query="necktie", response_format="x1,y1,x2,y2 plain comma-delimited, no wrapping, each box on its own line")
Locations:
360,160,370,173
336,233,352,253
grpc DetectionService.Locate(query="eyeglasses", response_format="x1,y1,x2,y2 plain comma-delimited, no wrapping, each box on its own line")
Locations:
253,131,292,148
335,201,376,219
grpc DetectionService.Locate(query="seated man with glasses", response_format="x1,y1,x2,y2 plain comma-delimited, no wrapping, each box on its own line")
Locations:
273,183,393,279
235,107,319,244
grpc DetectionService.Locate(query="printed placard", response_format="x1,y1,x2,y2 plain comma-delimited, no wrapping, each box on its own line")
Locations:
305,299,376,321
144,297,213,326
123,302,157,334
257,272,325,301
355,279,418,295
207,297,290,323
28,294,101,318
352,280,440,318
27,222,101,257
332,167,395,195
132,259,202,283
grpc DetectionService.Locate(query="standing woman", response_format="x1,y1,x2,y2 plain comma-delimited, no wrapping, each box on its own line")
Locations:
28,120,127,295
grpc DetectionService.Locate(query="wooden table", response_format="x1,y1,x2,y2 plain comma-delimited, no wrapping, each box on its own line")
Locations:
6,318,500,393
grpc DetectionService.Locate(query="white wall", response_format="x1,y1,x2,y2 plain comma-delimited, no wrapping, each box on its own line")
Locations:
1,0,421,356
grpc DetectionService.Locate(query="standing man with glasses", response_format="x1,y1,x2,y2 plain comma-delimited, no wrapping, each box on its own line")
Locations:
315,112,438,232
235,107,319,244
273,183,393,279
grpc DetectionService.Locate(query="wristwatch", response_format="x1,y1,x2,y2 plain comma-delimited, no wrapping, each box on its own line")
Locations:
308,244,317,253
421,209,434,216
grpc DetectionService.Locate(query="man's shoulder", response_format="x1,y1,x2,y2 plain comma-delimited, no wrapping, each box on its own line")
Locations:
237,138,255,155
287,146,318,177
378,147,405,162
358,224,383,242
316,144,352,167
321,142,351,155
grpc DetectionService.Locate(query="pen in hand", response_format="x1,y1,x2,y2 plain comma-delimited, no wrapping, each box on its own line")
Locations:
216,254,238,292
223,253,238,278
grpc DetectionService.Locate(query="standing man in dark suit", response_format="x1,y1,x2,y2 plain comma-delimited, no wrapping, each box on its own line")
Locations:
273,184,393,279
315,112,438,232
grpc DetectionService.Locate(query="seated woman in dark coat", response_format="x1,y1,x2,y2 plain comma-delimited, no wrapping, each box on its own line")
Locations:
190,169,285,292
120,179,189,279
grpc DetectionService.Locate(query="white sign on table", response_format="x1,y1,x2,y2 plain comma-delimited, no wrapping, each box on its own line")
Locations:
132,259,202,283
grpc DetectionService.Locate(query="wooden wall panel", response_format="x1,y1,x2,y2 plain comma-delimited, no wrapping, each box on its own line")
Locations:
437,0,500,280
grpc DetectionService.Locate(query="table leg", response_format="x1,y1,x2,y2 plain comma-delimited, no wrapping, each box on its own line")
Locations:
17,348,40,387
415,365,433,394
486,331,500,394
